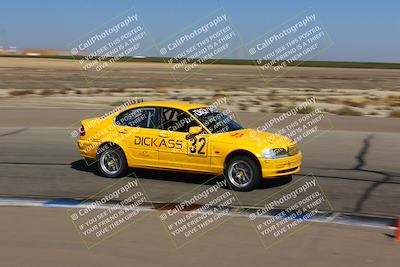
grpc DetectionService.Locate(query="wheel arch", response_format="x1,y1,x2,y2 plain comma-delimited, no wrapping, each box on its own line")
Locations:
224,149,261,171
96,141,126,159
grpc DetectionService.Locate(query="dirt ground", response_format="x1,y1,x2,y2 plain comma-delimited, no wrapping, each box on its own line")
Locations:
1,57,400,116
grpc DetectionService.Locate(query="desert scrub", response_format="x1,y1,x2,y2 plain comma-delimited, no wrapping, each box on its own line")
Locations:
38,89,56,96
343,100,366,108
273,105,315,114
333,107,362,116
9,89,35,96
388,109,400,118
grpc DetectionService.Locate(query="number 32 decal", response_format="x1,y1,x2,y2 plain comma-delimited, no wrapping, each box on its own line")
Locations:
189,137,206,155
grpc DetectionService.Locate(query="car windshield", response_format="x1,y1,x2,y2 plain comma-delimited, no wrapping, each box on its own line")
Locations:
189,107,244,134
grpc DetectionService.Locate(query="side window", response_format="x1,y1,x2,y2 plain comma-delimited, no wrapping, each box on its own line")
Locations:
115,108,160,129
161,108,199,132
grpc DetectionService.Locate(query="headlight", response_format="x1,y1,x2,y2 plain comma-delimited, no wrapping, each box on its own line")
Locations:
261,148,276,159
288,144,299,156
261,148,289,159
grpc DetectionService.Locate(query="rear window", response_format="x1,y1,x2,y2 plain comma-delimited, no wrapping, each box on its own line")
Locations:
115,108,159,129
161,107,199,132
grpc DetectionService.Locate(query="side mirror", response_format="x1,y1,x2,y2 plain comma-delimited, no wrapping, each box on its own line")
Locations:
189,126,202,136
186,126,202,140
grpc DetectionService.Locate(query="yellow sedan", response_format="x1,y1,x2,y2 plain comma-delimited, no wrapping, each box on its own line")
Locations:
77,101,301,191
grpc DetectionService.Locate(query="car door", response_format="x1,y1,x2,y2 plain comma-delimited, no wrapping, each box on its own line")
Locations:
158,107,211,171
114,107,162,167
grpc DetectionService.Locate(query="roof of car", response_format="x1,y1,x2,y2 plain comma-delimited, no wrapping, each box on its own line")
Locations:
126,101,208,111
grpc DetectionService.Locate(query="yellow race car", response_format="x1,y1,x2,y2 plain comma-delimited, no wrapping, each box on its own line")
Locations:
77,101,301,191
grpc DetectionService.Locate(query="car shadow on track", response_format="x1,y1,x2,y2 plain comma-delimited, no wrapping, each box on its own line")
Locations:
70,159,292,190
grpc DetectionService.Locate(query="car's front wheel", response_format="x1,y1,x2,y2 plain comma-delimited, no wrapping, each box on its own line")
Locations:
224,155,261,192
97,144,128,178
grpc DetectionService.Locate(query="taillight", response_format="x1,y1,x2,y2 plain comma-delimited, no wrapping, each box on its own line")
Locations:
79,125,85,136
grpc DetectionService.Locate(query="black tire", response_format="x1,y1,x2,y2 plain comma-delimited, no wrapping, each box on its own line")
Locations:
224,155,261,192
97,144,128,178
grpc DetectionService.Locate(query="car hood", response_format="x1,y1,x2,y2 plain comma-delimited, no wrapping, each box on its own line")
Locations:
212,128,295,149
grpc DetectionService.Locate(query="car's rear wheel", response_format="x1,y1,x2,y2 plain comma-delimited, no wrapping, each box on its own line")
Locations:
224,155,261,192
97,144,127,178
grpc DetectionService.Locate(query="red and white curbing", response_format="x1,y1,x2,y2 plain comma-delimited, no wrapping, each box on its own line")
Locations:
0,197,397,232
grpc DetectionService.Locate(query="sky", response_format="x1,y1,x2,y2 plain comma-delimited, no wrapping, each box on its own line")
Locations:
0,0,399,63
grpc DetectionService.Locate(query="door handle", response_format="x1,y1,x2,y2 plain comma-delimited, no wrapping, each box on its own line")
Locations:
118,128,128,133
159,132,168,138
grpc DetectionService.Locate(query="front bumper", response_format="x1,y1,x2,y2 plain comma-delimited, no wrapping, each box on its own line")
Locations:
259,152,302,178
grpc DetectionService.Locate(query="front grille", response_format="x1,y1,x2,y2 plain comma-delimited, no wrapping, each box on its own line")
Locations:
277,167,298,173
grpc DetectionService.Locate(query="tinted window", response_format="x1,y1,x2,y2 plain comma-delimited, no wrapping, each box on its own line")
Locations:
161,107,199,132
189,107,243,133
115,108,159,129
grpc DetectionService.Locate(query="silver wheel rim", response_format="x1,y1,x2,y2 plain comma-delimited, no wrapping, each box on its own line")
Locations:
227,160,253,188
100,150,121,176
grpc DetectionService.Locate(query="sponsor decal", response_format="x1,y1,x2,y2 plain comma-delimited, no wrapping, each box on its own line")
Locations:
230,132,244,138
134,136,183,149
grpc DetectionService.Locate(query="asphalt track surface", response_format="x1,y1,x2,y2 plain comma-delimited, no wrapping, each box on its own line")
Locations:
1,206,399,267
0,109,399,217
